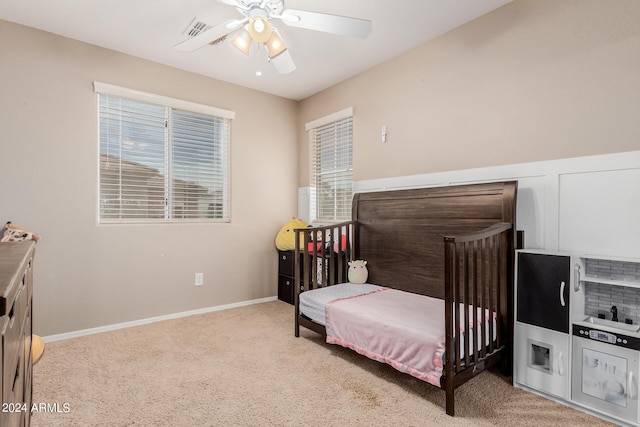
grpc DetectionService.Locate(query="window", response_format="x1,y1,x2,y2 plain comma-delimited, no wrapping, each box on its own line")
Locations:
94,83,234,223
306,108,353,222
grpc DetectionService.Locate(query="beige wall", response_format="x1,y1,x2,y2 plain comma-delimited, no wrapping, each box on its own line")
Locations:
297,0,640,185
0,20,298,336
3,0,640,337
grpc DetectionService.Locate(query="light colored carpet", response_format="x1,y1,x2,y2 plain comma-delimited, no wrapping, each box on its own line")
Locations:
32,300,614,426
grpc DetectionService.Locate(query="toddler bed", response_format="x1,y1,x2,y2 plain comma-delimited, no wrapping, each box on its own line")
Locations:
293,181,518,416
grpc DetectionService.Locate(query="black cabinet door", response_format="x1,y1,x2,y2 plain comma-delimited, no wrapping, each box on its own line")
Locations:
278,250,295,276
517,252,570,333
278,275,294,304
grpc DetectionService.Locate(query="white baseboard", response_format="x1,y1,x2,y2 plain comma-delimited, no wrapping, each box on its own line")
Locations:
41,296,278,343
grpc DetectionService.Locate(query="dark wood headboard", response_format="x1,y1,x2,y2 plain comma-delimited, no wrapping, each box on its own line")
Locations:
352,181,517,299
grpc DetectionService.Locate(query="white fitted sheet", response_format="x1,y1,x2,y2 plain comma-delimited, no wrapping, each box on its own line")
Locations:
298,283,384,325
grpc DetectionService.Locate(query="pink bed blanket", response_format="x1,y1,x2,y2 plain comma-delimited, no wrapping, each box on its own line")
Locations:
325,288,493,388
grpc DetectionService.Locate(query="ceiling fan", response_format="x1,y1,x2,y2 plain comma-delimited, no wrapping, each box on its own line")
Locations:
174,0,372,74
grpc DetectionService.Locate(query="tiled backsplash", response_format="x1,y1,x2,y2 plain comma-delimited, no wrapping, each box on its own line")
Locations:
585,258,640,282
584,259,640,325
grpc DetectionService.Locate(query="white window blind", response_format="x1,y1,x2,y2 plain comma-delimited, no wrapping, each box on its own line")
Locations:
96,85,232,223
307,109,353,221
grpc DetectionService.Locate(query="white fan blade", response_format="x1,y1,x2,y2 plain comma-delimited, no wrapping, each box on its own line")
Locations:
217,0,250,11
174,19,246,52
280,9,372,38
270,49,296,74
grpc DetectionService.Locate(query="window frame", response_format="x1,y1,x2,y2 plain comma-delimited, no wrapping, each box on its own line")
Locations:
94,82,235,224
305,107,354,223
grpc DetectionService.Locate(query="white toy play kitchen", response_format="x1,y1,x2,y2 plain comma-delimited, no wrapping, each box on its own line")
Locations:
514,250,640,426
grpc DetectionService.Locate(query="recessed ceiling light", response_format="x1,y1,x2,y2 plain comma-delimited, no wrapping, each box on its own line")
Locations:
256,71,263,77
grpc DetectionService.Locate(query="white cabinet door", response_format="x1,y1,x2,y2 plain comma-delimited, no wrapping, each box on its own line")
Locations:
559,168,640,259
514,322,570,399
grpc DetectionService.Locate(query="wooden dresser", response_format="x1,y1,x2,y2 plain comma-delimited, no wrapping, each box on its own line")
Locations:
0,241,35,427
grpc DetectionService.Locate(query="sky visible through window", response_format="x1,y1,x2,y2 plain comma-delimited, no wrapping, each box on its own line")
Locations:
98,94,229,221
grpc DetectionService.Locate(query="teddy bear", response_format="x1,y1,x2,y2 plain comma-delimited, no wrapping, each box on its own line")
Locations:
1,222,41,243
274,218,309,251
348,260,368,284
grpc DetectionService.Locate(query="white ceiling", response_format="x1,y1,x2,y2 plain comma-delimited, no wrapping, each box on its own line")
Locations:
0,0,512,101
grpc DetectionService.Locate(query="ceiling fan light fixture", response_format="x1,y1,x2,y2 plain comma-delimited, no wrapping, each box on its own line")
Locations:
230,29,252,56
175,2,372,76
248,16,272,43
265,30,287,59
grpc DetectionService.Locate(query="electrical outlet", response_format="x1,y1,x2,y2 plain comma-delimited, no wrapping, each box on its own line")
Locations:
194,273,204,287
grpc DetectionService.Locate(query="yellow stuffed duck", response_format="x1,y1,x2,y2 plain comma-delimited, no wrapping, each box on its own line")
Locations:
275,218,308,251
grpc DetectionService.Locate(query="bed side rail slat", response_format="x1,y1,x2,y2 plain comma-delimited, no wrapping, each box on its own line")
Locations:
443,222,512,378
294,221,355,336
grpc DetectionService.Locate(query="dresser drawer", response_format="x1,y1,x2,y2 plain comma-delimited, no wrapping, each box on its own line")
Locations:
1,345,24,427
278,251,312,280
23,310,32,427
278,251,295,276
14,284,28,340
278,275,294,305
2,304,23,402
25,258,33,308
0,242,34,317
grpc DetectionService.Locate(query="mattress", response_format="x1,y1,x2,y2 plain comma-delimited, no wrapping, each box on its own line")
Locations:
300,285,497,387
298,283,384,325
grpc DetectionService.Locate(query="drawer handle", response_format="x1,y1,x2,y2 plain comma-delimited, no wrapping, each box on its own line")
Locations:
628,371,637,399
8,300,15,321
12,360,20,392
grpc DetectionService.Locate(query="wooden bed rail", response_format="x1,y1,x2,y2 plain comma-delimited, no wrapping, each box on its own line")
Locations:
442,221,513,416
294,221,355,337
